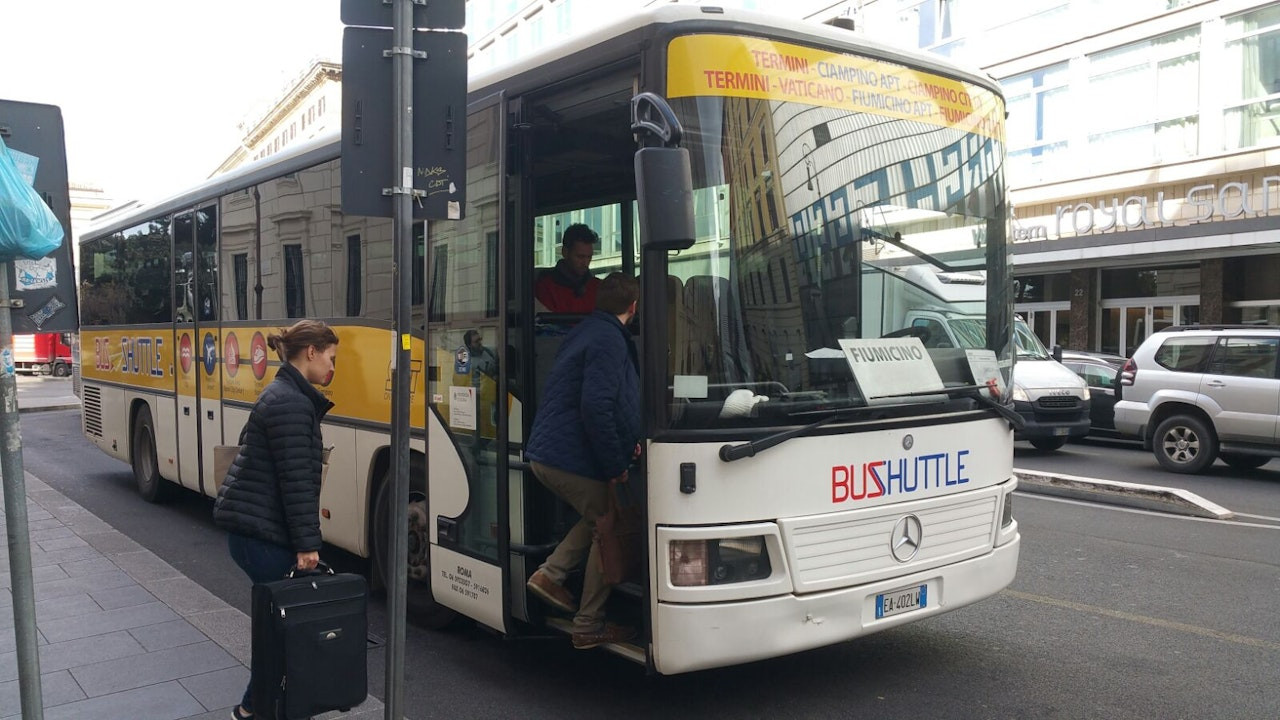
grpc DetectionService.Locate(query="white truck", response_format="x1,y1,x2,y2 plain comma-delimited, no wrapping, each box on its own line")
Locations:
864,265,1091,451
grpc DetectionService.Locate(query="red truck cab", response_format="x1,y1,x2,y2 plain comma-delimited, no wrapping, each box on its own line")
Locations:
13,332,73,376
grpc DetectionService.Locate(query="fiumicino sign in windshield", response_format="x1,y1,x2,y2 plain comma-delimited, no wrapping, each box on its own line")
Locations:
666,34,1004,140
839,338,945,402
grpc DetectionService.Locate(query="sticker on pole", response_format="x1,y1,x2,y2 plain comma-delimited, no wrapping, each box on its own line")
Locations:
1,348,14,377
838,338,944,404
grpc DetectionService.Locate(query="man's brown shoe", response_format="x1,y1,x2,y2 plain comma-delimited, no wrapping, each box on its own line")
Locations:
526,569,576,613
572,623,636,650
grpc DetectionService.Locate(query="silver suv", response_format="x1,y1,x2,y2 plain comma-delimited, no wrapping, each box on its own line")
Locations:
1114,325,1280,474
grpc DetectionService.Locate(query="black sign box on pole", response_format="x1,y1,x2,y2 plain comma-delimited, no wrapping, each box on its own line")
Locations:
0,99,79,334
341,28,468,220
341,0,465,30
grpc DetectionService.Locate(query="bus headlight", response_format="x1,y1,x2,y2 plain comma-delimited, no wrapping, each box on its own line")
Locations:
1001,493,1013,527
669,536,771,586
1011,384,1030,402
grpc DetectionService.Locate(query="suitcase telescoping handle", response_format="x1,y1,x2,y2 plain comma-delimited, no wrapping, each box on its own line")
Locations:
285,561,336,579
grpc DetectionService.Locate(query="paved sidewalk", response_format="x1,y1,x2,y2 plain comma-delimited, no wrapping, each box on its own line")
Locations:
0,470,386,719
14,375,80,414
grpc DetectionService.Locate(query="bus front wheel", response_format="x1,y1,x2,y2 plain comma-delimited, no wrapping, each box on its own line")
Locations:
132,407,171,503
371,454,457,629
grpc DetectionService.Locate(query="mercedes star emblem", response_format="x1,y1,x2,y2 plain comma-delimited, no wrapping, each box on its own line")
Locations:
890,514,923,563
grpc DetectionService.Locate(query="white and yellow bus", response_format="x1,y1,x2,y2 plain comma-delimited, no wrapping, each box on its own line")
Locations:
78,5,1020,674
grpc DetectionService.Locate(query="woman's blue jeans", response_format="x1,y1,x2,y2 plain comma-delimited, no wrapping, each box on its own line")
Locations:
228,533,295,713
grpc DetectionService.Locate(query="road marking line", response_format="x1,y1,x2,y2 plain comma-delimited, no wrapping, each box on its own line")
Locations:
1231,511,1280,524
1014,491,1280,530
1003,589,1280,653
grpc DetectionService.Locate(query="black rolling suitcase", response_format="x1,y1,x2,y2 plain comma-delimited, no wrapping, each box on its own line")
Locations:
252,564,368,719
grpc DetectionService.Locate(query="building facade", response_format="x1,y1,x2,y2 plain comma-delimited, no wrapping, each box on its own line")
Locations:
853,0,1280,354
215,1,1279,358
211,61,342,176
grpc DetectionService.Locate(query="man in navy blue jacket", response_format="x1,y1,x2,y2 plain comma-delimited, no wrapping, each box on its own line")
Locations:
524,272,641,649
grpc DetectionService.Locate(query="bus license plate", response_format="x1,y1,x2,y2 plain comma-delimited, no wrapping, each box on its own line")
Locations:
1053,427,1070,436
876,584,927,619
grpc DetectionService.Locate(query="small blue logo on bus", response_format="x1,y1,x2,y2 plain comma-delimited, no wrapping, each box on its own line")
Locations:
202,333,217,375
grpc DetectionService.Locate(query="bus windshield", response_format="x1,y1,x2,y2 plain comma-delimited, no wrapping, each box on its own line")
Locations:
947,316,1053,359
662,34,1009,430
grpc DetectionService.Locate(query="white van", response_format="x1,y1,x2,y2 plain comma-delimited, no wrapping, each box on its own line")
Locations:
903,310,1091,451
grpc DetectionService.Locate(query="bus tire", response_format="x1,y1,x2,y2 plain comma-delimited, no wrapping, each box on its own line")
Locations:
132,406,171,503
371,454,457,629
52,361,70,377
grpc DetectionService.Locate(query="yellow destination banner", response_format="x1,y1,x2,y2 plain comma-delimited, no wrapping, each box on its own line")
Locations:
667,34,1004,140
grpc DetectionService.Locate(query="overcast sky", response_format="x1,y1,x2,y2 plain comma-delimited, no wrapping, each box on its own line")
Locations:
0,1,343,205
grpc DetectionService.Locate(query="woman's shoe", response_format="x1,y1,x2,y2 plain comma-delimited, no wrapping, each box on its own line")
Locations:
231,705,253,720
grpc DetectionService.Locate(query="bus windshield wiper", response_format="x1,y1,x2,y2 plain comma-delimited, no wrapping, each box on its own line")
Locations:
718,407,863,462
717,385,1023,463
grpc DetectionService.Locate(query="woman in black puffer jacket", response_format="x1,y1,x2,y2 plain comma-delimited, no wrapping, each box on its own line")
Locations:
213,319,338,720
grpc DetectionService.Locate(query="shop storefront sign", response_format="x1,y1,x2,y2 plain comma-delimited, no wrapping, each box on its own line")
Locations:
1015,175,1280,242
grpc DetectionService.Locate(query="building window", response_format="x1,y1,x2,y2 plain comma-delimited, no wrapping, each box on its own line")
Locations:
346,235,362,316
318,97,326,116
1087,27,1200,170
284,244,306,318
486,231,499,318
428,244,448,323
1003,62,1070,183
1014,273,1070,303
413,224,426,306
527,9,544,48
1224,3,1280,150
556,0,572,34
503,27,519,62
234,253,249,320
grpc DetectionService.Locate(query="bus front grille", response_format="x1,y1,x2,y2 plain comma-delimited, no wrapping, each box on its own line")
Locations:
779,489,1001,594
82,386,103,438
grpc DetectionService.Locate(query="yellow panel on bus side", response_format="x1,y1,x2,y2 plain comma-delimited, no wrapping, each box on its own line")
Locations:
80,328,176,392
218,324,426,429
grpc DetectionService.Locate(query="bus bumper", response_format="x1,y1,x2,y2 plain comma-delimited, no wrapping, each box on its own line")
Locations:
651,531,1020,675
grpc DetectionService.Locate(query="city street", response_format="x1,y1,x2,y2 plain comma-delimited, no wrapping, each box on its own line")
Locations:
11,394,1280,719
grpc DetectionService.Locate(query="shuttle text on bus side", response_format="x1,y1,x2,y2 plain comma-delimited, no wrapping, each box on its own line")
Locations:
116,336,165,377
831,450,971,503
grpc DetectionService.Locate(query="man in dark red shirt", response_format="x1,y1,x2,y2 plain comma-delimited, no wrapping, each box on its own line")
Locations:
535,224,600,313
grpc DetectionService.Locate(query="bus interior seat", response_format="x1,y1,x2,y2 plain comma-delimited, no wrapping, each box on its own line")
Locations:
683,275,724,383
684,274,752,386
667,274,686,376
532,313,585,411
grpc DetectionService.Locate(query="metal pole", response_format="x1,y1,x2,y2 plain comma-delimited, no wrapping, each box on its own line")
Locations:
385,0,413,717
0,263,44,720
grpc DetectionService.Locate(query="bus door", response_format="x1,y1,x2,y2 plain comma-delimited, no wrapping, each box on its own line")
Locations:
508,69,644,632
173,206,221,495
425,92,510,632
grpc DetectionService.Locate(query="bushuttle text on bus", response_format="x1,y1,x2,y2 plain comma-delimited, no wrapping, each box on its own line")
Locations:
831,449,970,503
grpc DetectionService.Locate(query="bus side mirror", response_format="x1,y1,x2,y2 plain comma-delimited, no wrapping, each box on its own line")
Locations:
635,146,695,251
1052,344,1063,363
632,92,695,252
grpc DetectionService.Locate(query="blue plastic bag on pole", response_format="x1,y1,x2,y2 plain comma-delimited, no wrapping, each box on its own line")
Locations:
0,136,64,261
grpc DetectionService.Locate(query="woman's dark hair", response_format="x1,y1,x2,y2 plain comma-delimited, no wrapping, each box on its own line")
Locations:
596,272,639,315
267,319,340,362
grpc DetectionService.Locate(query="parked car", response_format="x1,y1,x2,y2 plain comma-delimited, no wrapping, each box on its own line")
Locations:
1059,350,1126,437
1113,325,1280,473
